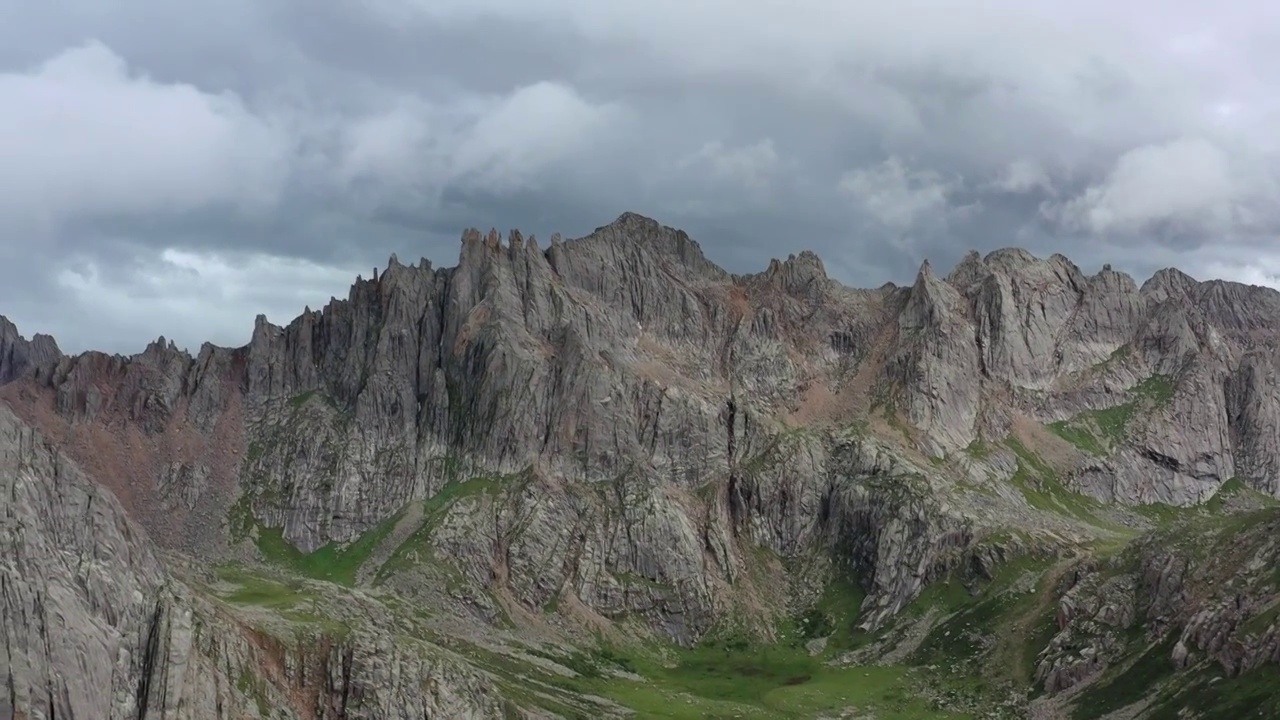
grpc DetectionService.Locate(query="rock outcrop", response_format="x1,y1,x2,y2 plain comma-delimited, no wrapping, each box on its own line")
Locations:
1034,499,1280,713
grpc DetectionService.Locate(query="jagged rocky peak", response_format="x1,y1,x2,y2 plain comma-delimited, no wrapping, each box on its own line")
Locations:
890,258,983,454
981,246,1041,272
976,247,1084,291
1194,279,1280,335
504,228,547,260
944,249,987,289
248,313,290,359
455,226,546,274
925,246,1152,382
0,315,62,384
458,226,503,259
900,258,966,331
142,335,181,357
941,246,1084,296
0,314,17,343
252,312,281,339
1086,260,1141,293
1135,266,1280,337
582,211,730,280
763,250,830,298
458,226,521,259
1141,266,1199,303
916,257,937,281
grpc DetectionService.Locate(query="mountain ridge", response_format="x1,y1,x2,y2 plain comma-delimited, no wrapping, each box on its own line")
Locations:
7,210,1280,719
8,211,1264,361
6,209,1279,556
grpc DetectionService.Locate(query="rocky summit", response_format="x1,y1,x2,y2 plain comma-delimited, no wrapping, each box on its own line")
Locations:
6,211,1280,719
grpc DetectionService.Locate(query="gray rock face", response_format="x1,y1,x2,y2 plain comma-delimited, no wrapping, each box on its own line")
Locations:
4,213,1280,553
1227,351,1280,495
0,316,60,384
894,260,982,455
25,216,1280,539
0,403,516,719
11,211,1280,716
0,403,167,719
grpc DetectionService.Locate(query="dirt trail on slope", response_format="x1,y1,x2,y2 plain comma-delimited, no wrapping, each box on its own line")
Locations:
1007,555,1082,686
356,500,426,585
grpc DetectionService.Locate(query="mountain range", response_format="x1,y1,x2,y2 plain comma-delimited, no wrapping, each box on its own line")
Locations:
5,211,1280,719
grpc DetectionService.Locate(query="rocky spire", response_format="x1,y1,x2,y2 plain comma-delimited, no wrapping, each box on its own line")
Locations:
0,315,62,385
764,250,830,299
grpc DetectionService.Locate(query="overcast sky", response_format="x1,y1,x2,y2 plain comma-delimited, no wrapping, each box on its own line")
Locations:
3,0,1280,353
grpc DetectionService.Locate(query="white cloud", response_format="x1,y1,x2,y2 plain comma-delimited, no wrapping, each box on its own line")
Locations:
5,1,1280,351
990,159,1056,195
326,81,621,200
0,41,623,241
336,102,436,186
449,81,620,193
1134,245,1280,291
1202,261,1280,290
838,157,967,229
52,248,362,352
1052,137,1240,234
675,139,785,193
0,42,290,231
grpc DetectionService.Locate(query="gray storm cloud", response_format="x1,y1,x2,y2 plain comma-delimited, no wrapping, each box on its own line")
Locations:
2,0,1278,352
